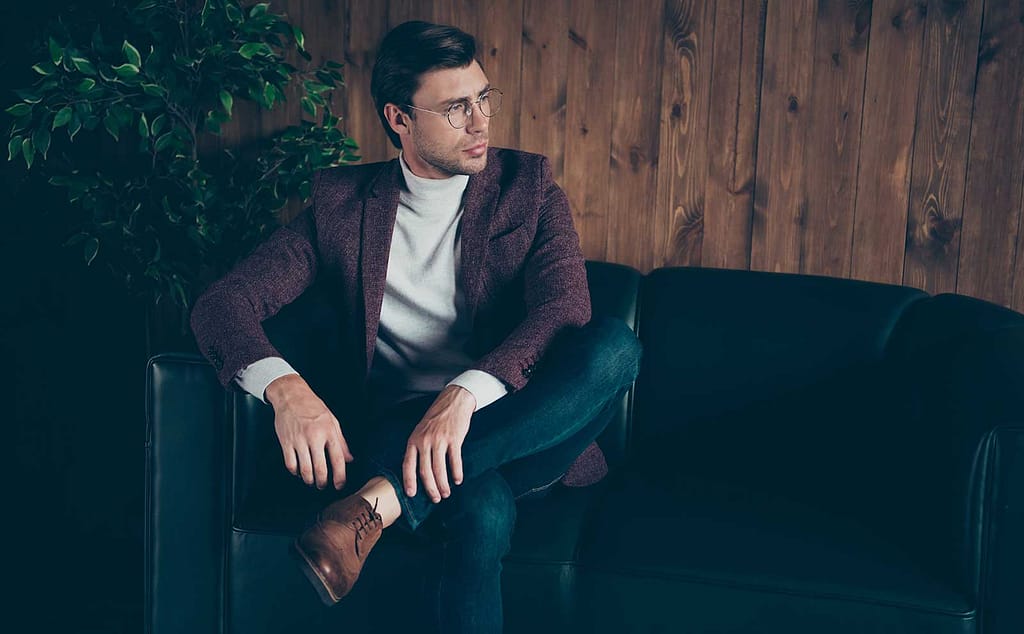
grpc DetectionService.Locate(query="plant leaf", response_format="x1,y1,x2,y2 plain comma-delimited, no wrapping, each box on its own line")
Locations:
52,106,72,129
301,96,315,117
238,42,271,59
219,89,233,115
292,25,305,50
151,113,167,136
71,57,96,75
103,113,120,141
138,112,149,138
141,83,165,97
262,82,275,109
122,40,142,67
68,112,82,140
83,237,99,265
21,137,34,168
113,63,140,78
76,78,96,92
154,132,174,152
8,136,22,161
5,103,31,117
250,2,269,17
49,37,63,65
32,126,50,160
225,3,243,23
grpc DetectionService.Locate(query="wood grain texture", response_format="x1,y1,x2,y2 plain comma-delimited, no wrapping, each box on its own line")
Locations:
655,0,714,268
959,0,1024,308
750,0,817,273
520,0,569,181
345,0,390,164
902,0,982,296
850,0,928,285
564,0,617,261
471,0,524,149
799,0,871,278
607,0,665,271
701,0,765,271
221,1,1024,312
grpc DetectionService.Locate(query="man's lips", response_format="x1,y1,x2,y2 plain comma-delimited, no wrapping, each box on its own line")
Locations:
464,141,488,155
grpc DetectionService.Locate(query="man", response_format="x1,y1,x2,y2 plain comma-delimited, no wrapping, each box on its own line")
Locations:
191,20,641,633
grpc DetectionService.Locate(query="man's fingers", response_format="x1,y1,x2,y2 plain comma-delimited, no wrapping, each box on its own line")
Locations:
449,443,464,486
281,444,298,476
419,447,440,503
325,434,348,490
297,446,315,486
332,416,355,462
432,445,450,498
310,438,329,489
403,445,418,497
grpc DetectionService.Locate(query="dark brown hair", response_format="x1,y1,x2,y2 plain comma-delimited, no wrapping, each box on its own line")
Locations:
371,21,479,149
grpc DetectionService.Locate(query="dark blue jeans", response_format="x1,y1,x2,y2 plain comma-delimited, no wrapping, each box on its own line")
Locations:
348,316,641,633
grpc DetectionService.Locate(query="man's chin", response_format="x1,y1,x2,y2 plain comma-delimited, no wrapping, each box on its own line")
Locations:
461,153,488,175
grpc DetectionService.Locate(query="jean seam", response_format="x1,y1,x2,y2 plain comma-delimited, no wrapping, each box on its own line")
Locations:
514,474,563,501
367,456,423,531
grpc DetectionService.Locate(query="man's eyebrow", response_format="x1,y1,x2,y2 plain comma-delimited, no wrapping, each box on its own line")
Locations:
438,84,491,108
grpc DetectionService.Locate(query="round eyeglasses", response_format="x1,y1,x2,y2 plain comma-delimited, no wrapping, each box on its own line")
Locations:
403,88,503,129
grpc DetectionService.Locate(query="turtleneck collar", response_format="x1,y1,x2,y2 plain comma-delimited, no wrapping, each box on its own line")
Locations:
398,152,470,207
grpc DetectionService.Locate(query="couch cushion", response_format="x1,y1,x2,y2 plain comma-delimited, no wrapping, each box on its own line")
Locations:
574,466,975,631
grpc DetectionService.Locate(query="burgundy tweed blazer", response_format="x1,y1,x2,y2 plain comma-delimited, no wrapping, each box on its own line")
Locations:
190,147,607,486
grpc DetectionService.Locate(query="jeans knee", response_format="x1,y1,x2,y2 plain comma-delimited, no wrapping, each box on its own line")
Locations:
437,471,516,558
577,316,642,388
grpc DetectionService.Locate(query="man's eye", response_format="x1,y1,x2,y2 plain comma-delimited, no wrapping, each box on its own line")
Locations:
448,102,469,116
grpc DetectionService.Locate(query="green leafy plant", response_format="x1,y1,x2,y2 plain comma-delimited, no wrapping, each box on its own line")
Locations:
5,0,358,328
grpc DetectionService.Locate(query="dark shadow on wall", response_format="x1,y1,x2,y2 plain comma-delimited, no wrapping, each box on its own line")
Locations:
2,3,152,632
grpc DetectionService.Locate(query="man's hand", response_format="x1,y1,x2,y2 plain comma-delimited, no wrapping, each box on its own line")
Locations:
403,385,477,503
265,374,353,490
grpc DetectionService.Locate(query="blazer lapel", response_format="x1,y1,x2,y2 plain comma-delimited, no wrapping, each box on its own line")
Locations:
458,160,499,317
360,160,402,373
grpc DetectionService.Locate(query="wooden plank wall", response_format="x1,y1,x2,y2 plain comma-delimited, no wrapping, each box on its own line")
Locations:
247,0,1024,313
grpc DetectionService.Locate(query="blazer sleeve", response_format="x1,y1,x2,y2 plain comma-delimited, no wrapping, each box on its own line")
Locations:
471,157,592,391
190,207,320,388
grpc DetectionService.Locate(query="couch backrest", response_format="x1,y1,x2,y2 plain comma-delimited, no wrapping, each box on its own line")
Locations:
631,267,926,448
628,267,931,524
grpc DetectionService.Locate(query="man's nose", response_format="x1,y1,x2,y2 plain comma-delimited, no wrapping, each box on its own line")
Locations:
466,107,489,134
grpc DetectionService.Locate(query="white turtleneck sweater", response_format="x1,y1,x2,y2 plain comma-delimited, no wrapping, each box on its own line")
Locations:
234,154,508,413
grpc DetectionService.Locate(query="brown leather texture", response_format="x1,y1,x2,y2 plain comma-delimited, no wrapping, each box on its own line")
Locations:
293,495,383,604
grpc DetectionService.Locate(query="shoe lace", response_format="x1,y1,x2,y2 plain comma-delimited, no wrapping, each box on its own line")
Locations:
352,497,382,558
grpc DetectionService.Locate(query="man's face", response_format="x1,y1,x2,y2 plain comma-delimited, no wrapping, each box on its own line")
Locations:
399,61,491,179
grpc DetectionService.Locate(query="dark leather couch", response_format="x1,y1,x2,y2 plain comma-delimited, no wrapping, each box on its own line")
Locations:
146,261,1024,633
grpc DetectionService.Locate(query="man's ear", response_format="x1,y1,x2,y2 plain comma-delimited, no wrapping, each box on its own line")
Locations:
383,104,410,137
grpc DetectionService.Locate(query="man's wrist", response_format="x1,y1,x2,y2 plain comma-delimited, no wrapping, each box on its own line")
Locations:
444,383,477,413
264,373,305,407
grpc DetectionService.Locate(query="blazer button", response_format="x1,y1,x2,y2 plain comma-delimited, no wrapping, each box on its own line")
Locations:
207,346,224,371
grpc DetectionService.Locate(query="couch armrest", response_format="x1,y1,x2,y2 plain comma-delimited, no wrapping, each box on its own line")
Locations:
983,425,1024,633
145,353,228,634
935,328,1024,632
889,294,1024,630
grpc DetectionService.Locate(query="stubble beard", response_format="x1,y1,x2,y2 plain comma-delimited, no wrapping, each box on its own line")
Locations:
411,126,487,177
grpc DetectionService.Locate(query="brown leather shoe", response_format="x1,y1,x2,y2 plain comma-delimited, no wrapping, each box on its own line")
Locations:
292,495,383,606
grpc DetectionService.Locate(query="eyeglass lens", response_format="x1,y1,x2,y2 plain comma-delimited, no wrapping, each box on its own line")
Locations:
448,90,502,128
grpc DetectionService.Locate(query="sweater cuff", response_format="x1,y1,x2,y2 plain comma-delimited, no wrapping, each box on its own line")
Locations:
234,357,299,404
447,369,508,412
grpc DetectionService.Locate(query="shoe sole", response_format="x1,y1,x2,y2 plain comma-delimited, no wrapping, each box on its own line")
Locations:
290,540,342,607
